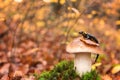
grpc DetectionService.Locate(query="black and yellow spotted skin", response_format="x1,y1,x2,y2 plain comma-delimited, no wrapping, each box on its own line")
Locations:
79,31,99,63
79,31,99,44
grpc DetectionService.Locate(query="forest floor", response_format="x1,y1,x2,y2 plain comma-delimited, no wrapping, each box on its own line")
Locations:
0,0,120,80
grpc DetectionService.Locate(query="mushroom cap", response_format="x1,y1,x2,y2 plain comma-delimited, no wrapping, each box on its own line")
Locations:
66,37,103,54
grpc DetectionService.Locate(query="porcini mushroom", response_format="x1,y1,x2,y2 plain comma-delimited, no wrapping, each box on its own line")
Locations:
66,37,102,76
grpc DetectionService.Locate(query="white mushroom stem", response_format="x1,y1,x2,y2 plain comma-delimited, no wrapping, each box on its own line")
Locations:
74,53,92,76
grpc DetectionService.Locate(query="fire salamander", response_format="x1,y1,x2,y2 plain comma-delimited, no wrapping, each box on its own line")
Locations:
79,31,99,63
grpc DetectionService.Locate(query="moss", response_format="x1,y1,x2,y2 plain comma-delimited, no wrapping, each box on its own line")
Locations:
81,70,101,80
35,61,101,80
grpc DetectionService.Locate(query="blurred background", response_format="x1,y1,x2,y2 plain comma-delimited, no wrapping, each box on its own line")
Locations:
0,0,120,79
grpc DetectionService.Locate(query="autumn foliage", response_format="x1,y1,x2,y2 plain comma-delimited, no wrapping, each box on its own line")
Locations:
0,0,120,80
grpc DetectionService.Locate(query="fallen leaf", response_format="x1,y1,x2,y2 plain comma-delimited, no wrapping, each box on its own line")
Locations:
13,70,23,77
23,48,39,56
92,62,102,70
102,75,112,80
103,64,112,74
0,63,10,75
111,64,120,74
1,74,9,80
21,75,35,80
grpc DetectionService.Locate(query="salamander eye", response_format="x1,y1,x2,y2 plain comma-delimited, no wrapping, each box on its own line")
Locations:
79,31,84,34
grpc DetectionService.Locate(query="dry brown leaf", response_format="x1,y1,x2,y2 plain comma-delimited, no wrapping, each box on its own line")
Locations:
0,63,10,74
23,48,39,56
21,75,35,80
1,74,9,80
13,70,23,77
102,75,112,80
80,37,99,46
103,64,112,74
116,76,120,80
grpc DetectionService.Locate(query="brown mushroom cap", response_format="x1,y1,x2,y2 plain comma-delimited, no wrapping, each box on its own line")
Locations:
66,37,103,54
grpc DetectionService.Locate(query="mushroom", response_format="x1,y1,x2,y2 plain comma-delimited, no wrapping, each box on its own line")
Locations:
66,37,103,76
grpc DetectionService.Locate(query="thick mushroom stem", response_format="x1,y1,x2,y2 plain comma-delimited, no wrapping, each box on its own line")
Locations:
74,53,92,76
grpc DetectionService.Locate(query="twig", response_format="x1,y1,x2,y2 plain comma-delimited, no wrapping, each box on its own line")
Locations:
66,0,96,42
